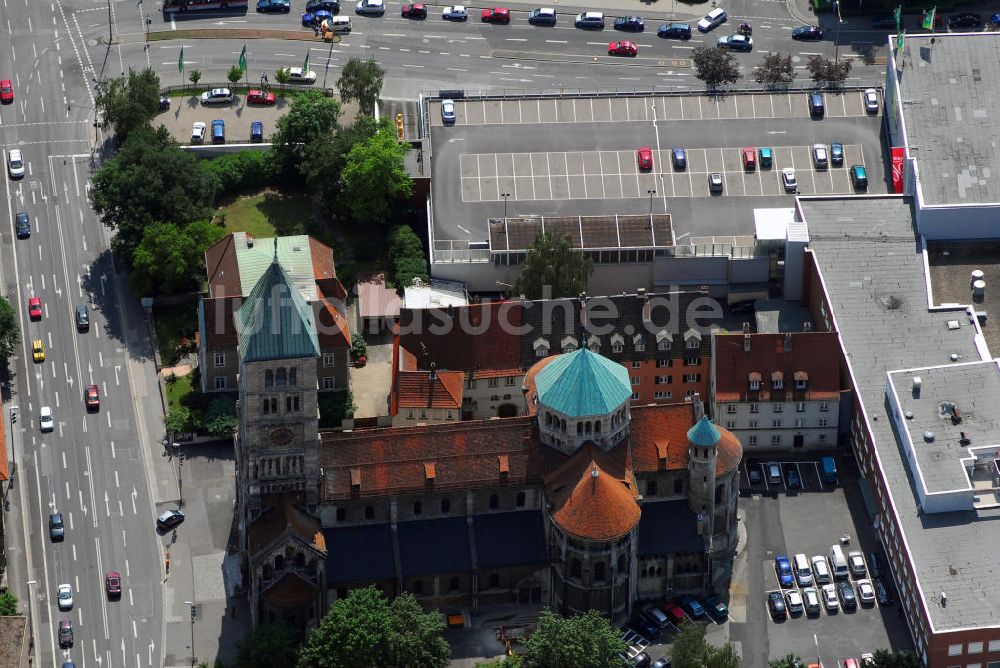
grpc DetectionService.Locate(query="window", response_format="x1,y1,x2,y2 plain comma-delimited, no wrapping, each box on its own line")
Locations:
658,340,671,351
794,419,804,428
635,341,645,352
323,377,336,390
968,643,983,654
263,398,270,415
214,352,225,367
265,370,274,387
631,376,640,386
489,494,498,509
488,378,500,388
796,402,806,412
656,375,672,384
286,395,301,413
365,505,374,520
420,409,427,419
774,403,783,413
673,479,683,494
612,344,623,353
535,346,549,358
818,419,829,427
683,373,701,383
441,498,451,513
594,562,606,582
750,403,759,413
336,508,346,522
685,356,700,366
646,480,657,496
726,404,736,414
773,378,784,390
725,421,735,429
413,501,422,515
449,576,459,592
654,391,671,399
748,435,757,445
819,402,830,412
632,392,640,400
686,337,699,350
413,580,424,595
657,359,671,368
323,352,335,367
749,379,761,391
276,368,287,386
988,641,1000,652
505,376,515,386
771,435,781,445
407,409,415,420
772,419,782,428
631,361,641,369
289,368,297,386
489,573,499,589
948,645,963,657
214,377,227,390
685,389,696,398
570,559,582,579
749,420,758,429
795,378,807,390
516,491,526,507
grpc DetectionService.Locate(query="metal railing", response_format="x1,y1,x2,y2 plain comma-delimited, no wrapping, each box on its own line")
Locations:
423,82,883,102
159,82,336,97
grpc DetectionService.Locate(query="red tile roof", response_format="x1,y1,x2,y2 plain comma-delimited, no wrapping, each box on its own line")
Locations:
315,284,351,348
630,403,698,472
398,301,525,374
714,332,841,402
248,493,326,555
308,237,338,282
394,370,464,410
261,572,319,608
320,418,542,500
204,234,242,298
545,442,640,541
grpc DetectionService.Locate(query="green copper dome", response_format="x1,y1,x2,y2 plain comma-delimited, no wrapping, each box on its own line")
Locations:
687,416,721,447
535,348,632,418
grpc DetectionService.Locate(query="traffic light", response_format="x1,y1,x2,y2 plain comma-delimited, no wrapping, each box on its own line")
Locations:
190,604,198,622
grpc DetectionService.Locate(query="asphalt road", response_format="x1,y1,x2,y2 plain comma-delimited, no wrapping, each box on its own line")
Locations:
0,1,167,667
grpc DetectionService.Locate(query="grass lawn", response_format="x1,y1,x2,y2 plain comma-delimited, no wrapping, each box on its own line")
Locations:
220,191,312,238
152,302,200,367
165,373,195,416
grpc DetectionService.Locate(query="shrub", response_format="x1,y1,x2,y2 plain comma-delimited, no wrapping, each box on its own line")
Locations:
205,151,277,195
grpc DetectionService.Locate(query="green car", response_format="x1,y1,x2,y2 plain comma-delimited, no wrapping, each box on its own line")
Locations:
758,147,773,169
850,164,868,190
704,595,729,620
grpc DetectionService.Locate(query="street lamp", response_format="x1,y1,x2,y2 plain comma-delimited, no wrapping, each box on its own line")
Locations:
500,192,511,221
184,600,198,667
68,103,101,165
834,0,844,63
647,189,656,220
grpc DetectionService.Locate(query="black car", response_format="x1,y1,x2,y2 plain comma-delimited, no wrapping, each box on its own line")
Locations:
837,580,857,610
633,653,652,668
158,96,170,111
15,212,29,238
809,92,824,118
873,577,894,606
767,591,786,619
871,14,903,29
636,615,660,641
792,25,823,40
614,16,645,31
75,304,89,331
157,509,185,531
58,620,73,648
49,513,65,541
866,551,882,578
948,12,981,29
306,0,339,11
657,22,691,39
784,466,802,490
256,0,290,12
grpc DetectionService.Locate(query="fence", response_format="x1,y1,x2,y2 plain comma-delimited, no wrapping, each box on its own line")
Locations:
159,82,336,97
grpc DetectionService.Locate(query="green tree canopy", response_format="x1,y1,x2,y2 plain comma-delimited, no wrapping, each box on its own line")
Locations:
0,296,20,361
806,55,852,88
336,58,385,116
164,405,193,435
301,116,379,206
90,125,219,260
521,609,627,668
866,650,921,668
769,653,803,668
388,225,428,288
512,231,593,300
339,122,412,227
754,53,797,87
94,67,162,141
272,91,342,175
0,592,18,616
203,395,238,437
669,621,739,668
227,65,243,84
129,220,225,296
236,622,298,668
298,586,449,668
692,47,742,88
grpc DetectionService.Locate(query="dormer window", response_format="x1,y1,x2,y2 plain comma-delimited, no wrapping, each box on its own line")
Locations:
610,333,624,353
533,337,550,359
683,329,702,350
656,330,672,351
587,335,601,352
748,372,762,391
771,371,784,390
633,334,646,352
536,346,549,358
560,335,578,354
794,370,808,390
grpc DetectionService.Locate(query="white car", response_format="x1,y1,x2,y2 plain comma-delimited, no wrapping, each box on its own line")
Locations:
864,88,879,113
811,555,831,584
802,586,821,615
355,0,384,15
39,406,53,432
200,88,233,105
7,148,24,179
191,122,206,144
848,550,867,577
57,584,73,611
284,67,318,84
856,578,876,604
697,7,727,32
442,4,467,20
441,99,456,123
860,652,875,666
812,143,828,168
821,583,839,610
709,172,724,193
781,167,797,192
784,589,803,614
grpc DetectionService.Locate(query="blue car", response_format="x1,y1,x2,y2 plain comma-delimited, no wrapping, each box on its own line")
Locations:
671,147,687,170
256,0,289,12
775,555,794,587
302,9,334,25
680,594,705,618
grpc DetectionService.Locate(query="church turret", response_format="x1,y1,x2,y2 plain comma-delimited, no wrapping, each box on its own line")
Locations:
686,416,721,536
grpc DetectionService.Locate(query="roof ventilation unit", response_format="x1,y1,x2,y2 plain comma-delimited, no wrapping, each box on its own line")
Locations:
923,431,935,443
973,279,986,299
912,376,922,395
904,411,914,420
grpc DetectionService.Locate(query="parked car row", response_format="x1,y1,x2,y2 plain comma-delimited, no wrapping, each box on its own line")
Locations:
191,119,265,144
769,549,895,621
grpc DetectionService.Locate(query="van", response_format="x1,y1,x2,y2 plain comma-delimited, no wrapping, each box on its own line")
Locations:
811,555,830,584
326,15,352,32
829,544,849,580
528,7,556,25
809,92,825,118
697,7,727,32
821,456,838,484
211,119,225,144
766,463,782,485
643,605,669,628
251,121,264,143
794,553,813,586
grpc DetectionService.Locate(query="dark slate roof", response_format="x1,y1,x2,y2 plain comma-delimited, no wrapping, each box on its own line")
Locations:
637,499,703,557
398,517,472,577
473,511,547,569
323,524,396,583
236,258,320,362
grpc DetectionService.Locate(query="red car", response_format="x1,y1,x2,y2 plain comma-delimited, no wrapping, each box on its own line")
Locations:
105,571,122,599
401,2,426,17
608,40,638,56
246,89,276,105
28,297,42,320
481,7,510,23
663,603,685,624
637,147,653,170
741,146,756,171
85,384,100,410
0,80,12,104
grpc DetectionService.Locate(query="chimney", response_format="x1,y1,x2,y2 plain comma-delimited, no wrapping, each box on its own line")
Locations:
742,322,750,334
784,333,793,352
744,334,751,352
803,321,813,331
691,393,704,422
429,362,437,382
637,287,646,298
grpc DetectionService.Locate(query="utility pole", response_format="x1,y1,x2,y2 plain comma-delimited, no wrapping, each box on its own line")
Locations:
184,601,197,666
107,0,114,43
647,188,656,221
501,192,511,220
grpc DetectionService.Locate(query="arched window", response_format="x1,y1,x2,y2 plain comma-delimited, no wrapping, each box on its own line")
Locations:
585,421,592,434
449,576,459,592
595,420,601,433
516,491,526,507
577,422,583,435
594,562,606,582
441,498,451,513
276,368,287,386
560,419,567,433
288,367,297,386
545,412,552,426
617,554,627,572
265,370,274,387
489,494,499,509
569,558,582,579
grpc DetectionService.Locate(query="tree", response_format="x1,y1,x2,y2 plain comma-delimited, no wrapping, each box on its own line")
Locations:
669,621,739,668
388,225,428,288
228,65,243,84
129,219,224,297
203,396,238,437
512,232,593,300
94,67,162,141
754,53,797,87
189,69,202,85
866,650,921,668
275,68,291,85
0,296,20,361
272,91,342,175
806,55,851,87
521,609,628,668
90,125,219,259
337,58,385,116
769,653,803,668
339,123,412,227
692,47,742,87
298,586,449,668
164,405,193,435
236,622,298,668
300,115,379,204
0,592,18,616
476,657,521,668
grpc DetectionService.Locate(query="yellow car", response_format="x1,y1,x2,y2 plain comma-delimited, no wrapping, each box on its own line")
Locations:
32,339,45,363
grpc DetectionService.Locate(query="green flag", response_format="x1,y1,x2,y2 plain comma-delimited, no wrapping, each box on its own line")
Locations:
921,6,936,30
239,44,247,73
896,29,906,49
178,46,184,74
892,5,902,30
302,50,310,73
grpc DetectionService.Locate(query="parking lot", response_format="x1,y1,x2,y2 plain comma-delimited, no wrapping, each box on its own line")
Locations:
428,90,877,127
155,92,292,145
459,144,866,202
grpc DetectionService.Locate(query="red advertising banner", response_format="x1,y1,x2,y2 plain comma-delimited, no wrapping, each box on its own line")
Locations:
891,147,905,193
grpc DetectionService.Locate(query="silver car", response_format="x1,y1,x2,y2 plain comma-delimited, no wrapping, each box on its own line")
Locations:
781,167,797,192
57,584,73,611
709,172,724,193
441,99,456,123
200,88,233,105
7,148,24,178
864,88,879,113
355,0,384,15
